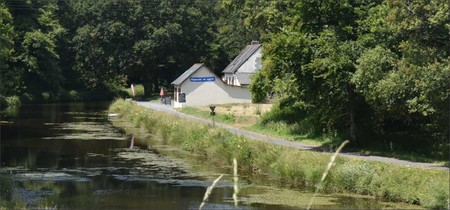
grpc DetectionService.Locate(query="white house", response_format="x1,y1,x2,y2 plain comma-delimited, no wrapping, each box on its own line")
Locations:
222,41,262,86
171,63,252,108
171,41,262,107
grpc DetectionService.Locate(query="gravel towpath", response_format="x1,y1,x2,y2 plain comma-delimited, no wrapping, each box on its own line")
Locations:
135,101,449,171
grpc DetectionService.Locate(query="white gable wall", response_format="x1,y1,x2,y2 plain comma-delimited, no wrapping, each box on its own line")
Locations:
236,48,262,73
179,66,252,107
222,47,261,86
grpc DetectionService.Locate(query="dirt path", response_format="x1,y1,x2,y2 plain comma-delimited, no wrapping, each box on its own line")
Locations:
135,101,449,171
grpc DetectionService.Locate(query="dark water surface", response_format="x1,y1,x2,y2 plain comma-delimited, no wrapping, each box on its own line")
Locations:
1,103,416,209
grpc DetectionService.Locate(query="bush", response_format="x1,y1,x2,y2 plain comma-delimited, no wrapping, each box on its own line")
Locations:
41,92,51,101
5,96,20,107
249,71,269,103
1,95,21,110
222,113,236,123
67,90,81,101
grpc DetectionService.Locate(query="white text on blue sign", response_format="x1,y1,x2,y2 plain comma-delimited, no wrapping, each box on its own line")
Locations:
190,77,216,82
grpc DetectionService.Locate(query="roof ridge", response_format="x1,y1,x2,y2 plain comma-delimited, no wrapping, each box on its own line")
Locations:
222,44,261,74
171,63,204,85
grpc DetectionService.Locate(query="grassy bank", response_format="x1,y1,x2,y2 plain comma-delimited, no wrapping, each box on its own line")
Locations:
179,105,449,164
110,99,449,209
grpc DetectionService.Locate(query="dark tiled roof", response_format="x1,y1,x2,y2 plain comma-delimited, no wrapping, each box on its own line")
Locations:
222,44,261,74
235,73,253,85
171,63,203,85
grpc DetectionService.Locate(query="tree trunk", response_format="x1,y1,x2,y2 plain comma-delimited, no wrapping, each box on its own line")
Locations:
142,81,152,98
349,89,359,146
349,104,358,144
142,72,159,97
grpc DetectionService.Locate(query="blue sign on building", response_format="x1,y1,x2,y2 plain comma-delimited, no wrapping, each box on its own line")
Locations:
190,77,216,82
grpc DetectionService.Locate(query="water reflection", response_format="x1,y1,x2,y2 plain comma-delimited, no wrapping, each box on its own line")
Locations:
129,136,134,149
2,103,126,169
1,103,419,209
1,103,245,209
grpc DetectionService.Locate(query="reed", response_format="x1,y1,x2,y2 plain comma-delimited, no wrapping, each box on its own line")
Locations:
129,135,134,149
233,158,239,207
307,140,349,210
199,174,224,210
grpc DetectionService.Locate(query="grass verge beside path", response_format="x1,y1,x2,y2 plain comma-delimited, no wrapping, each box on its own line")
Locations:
179,106,328,146
179,105,449,165
180,106,323,146
110,99,449,209
180,106,241,124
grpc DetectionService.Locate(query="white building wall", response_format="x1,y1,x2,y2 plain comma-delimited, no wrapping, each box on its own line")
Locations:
236,48,262,73
179,66,252,107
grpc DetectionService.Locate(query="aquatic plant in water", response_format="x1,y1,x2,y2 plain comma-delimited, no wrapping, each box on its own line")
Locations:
199,158,239,209
233,158,239,207
130,136,134,149
199,174,224,210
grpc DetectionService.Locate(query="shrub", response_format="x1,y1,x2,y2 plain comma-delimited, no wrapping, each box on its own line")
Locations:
222,113,236,123
68,90,81,101
5,96,20,107
41,92,51,101
254,105,262,116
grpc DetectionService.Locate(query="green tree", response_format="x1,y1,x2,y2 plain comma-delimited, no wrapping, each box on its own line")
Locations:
207,0,262,73
351,0,450,155
70,0,138,90
5,0,67,102
0,1,21,108
253,0,375,145
253,0,449,155
0,1,14,71
131,0,216,93
70,0,216,95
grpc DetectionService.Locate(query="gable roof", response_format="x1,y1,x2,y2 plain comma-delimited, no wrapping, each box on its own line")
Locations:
171,63,204,86
222,43,261,74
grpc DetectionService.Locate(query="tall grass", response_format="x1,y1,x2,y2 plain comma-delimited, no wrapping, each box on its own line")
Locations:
232,158,239,207
109,99,449,209
307,140,349,210
0,174,25,209
180,107,237,124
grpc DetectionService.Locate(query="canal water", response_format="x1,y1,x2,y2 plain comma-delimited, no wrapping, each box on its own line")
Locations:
0,103,417,209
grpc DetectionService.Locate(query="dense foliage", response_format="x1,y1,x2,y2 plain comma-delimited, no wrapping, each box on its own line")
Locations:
1,0,448,156
248,0,449,156
1,0,222,104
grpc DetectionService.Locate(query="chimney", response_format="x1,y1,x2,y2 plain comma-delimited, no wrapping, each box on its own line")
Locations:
251,40,259,45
